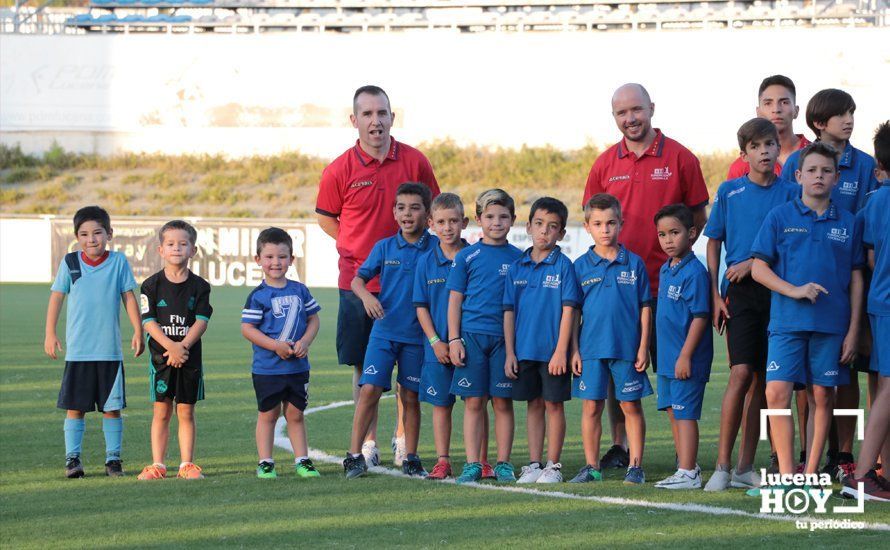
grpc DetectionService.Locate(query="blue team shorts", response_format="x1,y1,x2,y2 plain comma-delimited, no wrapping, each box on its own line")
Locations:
870,315,890,377
572,359,653,402
765,331,850,388
656,375,707,421
450,332,512,399
359,337,424,393
420,361,456,406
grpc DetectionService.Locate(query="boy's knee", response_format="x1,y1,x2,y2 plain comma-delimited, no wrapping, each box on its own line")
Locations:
527,398,544,411
492,397,513,413
176,404,195,421
582,400,604,417
765,384,791,407
543,400,563,414
619,400,642,416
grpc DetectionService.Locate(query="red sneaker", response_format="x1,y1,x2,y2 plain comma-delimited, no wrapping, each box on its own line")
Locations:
841,471,890,502
837,461,856,482
481,462,496,480
427,461,452,480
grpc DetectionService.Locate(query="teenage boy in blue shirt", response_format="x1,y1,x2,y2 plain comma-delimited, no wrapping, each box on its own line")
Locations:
653,204,713,490
344,183,437,479
447,189,523,484
703,118,799,491
569,193,653,485
750,142,864,483
504,197,580,484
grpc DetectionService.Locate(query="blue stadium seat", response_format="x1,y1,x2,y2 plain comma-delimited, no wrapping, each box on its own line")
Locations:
115,0,137,5
146,14,170,22
66,13,94,24
94,13,119,22
190,0,213,5
120,14,146,22
168,14,192,22
90,0,114,5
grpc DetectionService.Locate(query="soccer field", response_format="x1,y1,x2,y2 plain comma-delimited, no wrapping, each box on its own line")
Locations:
1,283,887,548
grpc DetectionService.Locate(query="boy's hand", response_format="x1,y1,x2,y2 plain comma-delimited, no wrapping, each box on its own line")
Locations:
634,347,649,373
505,353,519,380
548,351,567,376
674,356,692,380
131,332,145,357
44,334,63,360
293,339,310,359
163,342,189,366
789,282,828,304
725,259,752,283
571,351,583,376
840,328,859,365
712,292,729,334
449,339,466,367
274,340,294,360
432,341,451,365
361,295,385,320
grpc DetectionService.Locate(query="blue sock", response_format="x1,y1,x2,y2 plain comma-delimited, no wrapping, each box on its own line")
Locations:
64,418,85,459
102,417,123,462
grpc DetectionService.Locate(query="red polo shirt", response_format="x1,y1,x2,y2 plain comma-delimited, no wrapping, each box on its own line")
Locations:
316,137,439,292
725,134,811,179
583,129,709,296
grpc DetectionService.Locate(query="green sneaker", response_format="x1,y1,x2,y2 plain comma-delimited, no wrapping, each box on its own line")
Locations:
569,464,603,483
295,458,320,478
256,461,277,479
455,462,483,484
493,461,516,483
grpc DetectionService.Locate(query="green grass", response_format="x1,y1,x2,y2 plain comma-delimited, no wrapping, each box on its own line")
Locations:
0,284,886,548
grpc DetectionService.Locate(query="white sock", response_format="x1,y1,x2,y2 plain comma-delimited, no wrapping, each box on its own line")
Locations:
295,456,308,463
679,467,697,476
259,458,274,465
154,462,167,470
179,462,192,469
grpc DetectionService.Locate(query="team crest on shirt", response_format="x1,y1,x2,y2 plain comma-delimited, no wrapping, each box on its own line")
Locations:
838,180,859,195
498,264,510,276
651,167,673,181
543,274,561,289
140,294,150,314
616,270,637,285
827,228,849,243
667,284,682,300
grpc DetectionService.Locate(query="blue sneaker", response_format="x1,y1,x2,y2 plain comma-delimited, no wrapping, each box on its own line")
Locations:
456,462,483,484
494,461,516,483
623,466,645,485
569,464,603,483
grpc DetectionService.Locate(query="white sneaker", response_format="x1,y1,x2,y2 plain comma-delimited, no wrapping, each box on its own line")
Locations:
362,440,380,467
655,467,702,489
536,462,563,484
730,468,761,489
703,467,731,492
392,435,407,467
516,462,544,484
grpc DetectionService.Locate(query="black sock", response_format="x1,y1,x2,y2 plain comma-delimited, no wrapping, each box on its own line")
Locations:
837,452,855,464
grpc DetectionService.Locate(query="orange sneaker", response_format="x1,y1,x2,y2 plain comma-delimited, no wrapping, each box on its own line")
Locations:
137,464,167,480
177,462,204,480
481,462,496,480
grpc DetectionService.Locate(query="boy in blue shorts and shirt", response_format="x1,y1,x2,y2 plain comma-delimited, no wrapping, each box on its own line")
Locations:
751,142,864,482
344,183,437,479
569,193,653,485
448,189,523,484
242,228,321,479
504,197,580,484
704,119,799,491
45,205,144,478
654,204,713,489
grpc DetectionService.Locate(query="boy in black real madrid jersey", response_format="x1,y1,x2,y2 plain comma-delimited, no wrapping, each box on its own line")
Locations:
137,221,212,481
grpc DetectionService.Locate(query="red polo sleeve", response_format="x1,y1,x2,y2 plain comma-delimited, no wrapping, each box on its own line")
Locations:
582,159,605,207
726,156,748,180
679,149,710,208
418,156,440,198
315,164,343,218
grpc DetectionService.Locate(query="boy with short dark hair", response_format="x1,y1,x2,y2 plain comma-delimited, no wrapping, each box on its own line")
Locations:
653,204,713,489
703,118,800,491
504,197,580,484
45,205,144,478
344,183,437,479
242,227,321,479
569,193,653,485
137,220,212,481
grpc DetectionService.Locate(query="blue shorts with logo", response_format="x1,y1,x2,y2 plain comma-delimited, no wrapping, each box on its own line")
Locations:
765,331,850,388
656,375,707,421
420,361,456,406
450,332,512,399
572,359,653,402
359,337,424,393
870,315,890,377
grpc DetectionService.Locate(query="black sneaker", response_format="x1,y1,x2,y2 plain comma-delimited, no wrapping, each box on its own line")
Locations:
821,452,839,477
343,453,367,480
65,456,85,479
105,459,124,477
402,455,428,478
766,453,780,475
600,445,629,469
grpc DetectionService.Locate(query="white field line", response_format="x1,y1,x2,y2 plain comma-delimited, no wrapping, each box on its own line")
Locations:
273,399,890,533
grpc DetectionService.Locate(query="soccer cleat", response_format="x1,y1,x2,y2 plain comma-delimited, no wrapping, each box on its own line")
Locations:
841,471,890,502
343,454,367,480
569,464,603,483
137,463,168,480
703,468,731,492
536,462,563,484
837,460,856,482
766,452,780,475
177,462,204,480
392,435,407,467
257,461,277,479
426,461,452,480
455,462,483,484
729,468,761,489
600,445,629,469
516,462,544,484
105,459,125,477
655,467,702,489
402,455,428,478
493,461,516,483
623,466,645,485
295,458,320,478
481,462,496,480
362,441,380,467
65,456,85,479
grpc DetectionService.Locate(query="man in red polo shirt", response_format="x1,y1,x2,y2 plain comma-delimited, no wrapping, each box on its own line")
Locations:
582,83,709,471
726,75,810,179
316,85,439,467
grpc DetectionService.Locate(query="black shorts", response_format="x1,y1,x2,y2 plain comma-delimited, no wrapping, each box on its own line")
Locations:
725,278,771,369
511,360,572,403
852,309,872,374
649,300,658,373
337,289,375,367
252,372,309,412
57,361,126,413
150,362,204,404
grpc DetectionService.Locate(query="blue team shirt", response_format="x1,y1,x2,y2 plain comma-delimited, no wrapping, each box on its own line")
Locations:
358,231,436,345
704,176,800,296
781,142,879,214
656,253,713,381
574,245,652,362
503,246,581,362
241,280,320,375
860,186,890,316
412,240,467,363
447,241,523,337
751,198,865,335
51,251,137,362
